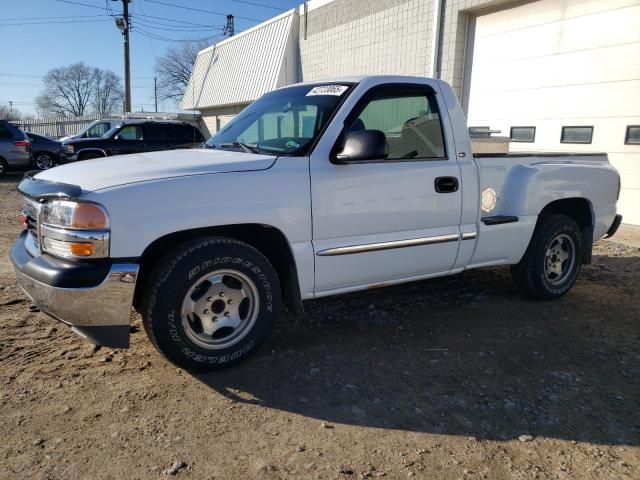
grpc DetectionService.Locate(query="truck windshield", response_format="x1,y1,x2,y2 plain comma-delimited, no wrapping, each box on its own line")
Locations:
205,83,353,156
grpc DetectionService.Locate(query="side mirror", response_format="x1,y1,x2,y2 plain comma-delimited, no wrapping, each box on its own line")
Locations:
334,129,388,163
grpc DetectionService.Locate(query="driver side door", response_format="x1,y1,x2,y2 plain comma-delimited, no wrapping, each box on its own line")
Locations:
310,84,463,294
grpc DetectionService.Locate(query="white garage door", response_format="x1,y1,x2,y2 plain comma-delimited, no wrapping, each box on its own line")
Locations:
466,0,640,225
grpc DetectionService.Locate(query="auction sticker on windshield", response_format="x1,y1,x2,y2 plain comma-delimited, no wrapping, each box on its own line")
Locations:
307,85,349,96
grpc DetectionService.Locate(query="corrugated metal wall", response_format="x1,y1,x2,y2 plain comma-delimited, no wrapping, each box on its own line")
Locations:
182,11,299,110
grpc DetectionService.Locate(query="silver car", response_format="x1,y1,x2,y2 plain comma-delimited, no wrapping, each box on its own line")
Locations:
0,121,31,177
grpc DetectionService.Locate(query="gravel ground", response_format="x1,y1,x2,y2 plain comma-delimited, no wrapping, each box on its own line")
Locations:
0,173,638,479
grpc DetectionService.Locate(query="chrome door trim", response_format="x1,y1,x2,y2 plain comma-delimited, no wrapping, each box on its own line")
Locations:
316,233,462,257
462,232,477,240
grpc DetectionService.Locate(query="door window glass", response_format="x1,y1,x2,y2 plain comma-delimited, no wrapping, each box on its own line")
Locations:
349,92,445,159
85,122,111,138
118,125,143,140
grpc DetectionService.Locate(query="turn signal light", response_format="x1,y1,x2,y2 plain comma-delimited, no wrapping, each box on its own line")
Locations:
72,203,109,229
69,243,97,257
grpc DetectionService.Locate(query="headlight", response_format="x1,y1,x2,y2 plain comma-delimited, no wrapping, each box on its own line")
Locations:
43,200,109,229
41,200,110,259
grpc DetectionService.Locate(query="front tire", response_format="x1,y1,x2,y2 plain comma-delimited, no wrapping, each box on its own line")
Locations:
141,237,281,372
511,214,583,299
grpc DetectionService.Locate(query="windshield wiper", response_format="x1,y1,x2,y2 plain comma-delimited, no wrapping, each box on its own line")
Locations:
220,142,261,154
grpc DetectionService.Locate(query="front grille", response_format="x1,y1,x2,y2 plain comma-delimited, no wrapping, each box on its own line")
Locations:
23,197,41,251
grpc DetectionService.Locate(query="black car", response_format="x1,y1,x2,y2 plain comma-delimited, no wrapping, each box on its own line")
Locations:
26,133,64,170
62,120,205,162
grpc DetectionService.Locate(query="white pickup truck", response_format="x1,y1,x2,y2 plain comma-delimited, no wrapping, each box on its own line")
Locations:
11,76,622,371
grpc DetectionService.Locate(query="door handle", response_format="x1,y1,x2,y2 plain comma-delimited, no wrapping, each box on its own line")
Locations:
435,176,459,193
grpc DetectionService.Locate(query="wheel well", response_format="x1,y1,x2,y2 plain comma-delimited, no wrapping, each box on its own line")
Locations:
539,198,593,229
78,150,106,160
538,197,594,263
133,224,303,316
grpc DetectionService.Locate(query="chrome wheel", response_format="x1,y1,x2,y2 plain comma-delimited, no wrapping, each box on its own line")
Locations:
544,233,576,285
181,269,259,350
35,153,53,170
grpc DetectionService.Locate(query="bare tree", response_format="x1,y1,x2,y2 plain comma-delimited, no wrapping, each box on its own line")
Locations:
154,40,213,103
0,104,21,121
92,69,124,115
35,63,124,117
36,63,96,117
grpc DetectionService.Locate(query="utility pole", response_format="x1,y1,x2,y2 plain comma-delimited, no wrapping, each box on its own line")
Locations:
224,15,234,37
9,101,12,116
113,0,132,113
122,0,131,113
154,77,158,112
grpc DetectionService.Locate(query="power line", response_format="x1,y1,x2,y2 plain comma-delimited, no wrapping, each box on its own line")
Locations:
133,27,222,43
0,14,109,21
134,12,226,27
132,16,223,32
144,0,262,23
54,0,105,11
54,0,229,28
230,0,286,11
0,73,44,78
0,19,111,26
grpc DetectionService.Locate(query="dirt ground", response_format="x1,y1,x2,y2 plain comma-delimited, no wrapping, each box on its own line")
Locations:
0,173,638,480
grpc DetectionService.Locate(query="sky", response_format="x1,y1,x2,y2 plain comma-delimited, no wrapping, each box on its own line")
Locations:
0,0,301,115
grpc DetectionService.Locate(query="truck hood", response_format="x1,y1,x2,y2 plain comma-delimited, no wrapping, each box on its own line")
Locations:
35,149,277,191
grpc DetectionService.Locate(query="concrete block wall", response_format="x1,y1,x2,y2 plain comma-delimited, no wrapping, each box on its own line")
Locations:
299,0,434,81
299,0,510,99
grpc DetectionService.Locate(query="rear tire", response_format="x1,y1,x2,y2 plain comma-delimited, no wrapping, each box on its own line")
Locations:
141,237,281,372
0,158,7,178
34,152,54,170
510,214,583,299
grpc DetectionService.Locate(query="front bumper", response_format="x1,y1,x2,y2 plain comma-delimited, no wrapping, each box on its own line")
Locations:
11,231,138,348
59,152,78,163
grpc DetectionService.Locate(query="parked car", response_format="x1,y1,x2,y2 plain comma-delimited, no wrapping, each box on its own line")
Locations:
61,120,205,162
26,133,63,170
12,76,622,372
0,120,31,177
58,118,123,142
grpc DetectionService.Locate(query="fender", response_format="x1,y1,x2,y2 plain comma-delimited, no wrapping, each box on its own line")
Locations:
81,156,316,299
468,156,618,268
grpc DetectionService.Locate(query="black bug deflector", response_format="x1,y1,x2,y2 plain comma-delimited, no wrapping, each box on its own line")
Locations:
17,170,82,200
